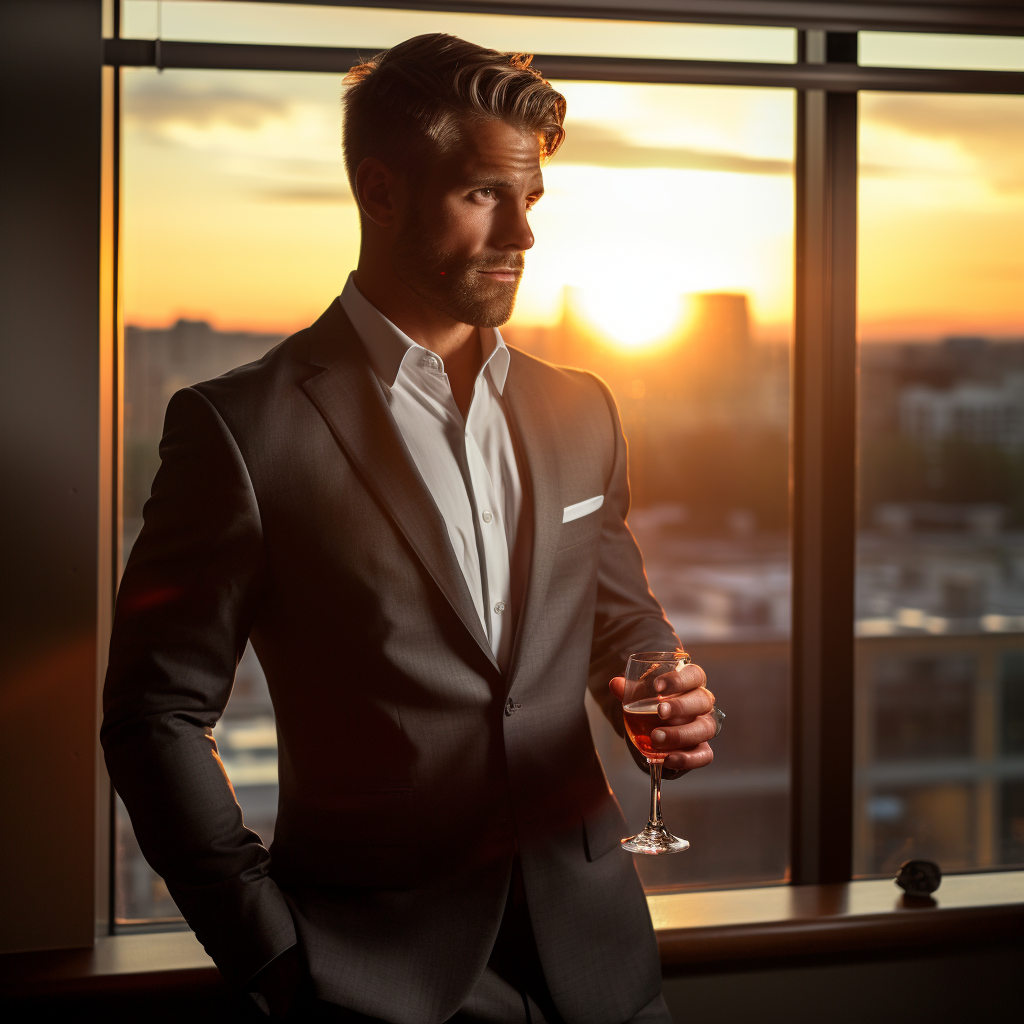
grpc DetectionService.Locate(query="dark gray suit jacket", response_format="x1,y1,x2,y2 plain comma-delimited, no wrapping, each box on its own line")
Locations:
102,299,680,1024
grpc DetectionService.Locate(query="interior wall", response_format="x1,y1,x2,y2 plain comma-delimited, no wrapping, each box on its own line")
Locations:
0,0,106,952
4,942,1019,1023
662,942,1021,1024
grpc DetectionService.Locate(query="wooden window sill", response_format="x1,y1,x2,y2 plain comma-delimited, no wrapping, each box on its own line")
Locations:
2,873,1021,997
649,870,1024,971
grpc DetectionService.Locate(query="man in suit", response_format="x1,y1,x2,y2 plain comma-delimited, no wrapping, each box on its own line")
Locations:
102,33,719,1024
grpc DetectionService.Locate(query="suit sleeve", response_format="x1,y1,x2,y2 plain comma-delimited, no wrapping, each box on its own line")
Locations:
585,377,687,777
101,386,296,987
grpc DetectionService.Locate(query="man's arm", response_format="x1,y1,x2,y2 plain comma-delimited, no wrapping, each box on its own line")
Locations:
586,378,715,777
101,386,296,989
585,376,679,721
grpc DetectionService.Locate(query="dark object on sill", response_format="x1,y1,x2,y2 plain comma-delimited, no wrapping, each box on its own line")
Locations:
896,859,942,898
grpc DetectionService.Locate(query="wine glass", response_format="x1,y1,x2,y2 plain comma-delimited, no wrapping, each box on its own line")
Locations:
621,651,691,855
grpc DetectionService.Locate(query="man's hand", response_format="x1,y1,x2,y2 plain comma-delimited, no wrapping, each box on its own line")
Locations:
609,663,716,771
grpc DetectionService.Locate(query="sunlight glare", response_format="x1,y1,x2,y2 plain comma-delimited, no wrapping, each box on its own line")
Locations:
570,286,687,350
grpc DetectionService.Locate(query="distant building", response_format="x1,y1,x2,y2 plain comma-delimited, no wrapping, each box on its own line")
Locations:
874,502,1006,537
900,375,1024,448
123,320,285,524
686,292,751,364
504,287,789,432
860,335,1024,441
125,319,283,440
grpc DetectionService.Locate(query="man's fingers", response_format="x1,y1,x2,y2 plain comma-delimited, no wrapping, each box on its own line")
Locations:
653,663,707,695
682,663,707,689
656,686,715,720
608,676,626,701
650,713,719,751
663,742,714,771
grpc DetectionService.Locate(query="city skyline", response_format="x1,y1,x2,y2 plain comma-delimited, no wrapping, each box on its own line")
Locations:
114,310,1024,917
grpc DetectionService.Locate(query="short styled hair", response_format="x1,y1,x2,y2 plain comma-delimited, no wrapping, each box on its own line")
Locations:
341,33,566,187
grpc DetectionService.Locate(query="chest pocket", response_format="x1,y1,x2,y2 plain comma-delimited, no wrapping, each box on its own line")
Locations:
557,495,605,551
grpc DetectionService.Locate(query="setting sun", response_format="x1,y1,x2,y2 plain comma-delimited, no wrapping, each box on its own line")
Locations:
568,286,689,350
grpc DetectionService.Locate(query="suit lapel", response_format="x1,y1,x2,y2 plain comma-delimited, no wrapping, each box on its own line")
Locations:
502,351,564,695
300,300,499,673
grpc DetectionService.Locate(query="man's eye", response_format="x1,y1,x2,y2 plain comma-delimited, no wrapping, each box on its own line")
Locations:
473,188,496,200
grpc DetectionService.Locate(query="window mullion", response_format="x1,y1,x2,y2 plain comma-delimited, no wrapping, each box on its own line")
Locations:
790,30,859,885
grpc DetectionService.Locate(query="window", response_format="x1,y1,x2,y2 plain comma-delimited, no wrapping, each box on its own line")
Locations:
859,32,1024,73
118,59,794,916
855,92,1024,875
119,66,354,920
514,81,794,890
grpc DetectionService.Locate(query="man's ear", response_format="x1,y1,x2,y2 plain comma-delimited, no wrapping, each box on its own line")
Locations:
355,156,399,227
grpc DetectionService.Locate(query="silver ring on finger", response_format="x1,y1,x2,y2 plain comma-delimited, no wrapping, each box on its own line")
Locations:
711,706,726,738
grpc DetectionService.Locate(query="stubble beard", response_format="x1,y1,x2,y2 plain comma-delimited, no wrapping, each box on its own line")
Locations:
395,223,524,329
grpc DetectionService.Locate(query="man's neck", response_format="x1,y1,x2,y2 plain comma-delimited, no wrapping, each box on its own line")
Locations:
352,267,476,364
352,266,484,420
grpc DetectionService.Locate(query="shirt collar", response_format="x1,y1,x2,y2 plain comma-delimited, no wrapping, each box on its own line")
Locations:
482,328,511,395
339,273,510,395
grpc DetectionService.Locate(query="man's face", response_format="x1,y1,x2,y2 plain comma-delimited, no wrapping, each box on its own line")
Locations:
394,118,544,328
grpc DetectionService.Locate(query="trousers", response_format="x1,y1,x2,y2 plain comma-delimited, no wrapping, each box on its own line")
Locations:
291,860,672,1024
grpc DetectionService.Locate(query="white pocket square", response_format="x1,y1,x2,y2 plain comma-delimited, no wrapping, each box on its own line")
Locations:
562,494,604,523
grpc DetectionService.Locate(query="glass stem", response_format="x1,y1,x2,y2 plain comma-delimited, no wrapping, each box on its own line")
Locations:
648,759,664,829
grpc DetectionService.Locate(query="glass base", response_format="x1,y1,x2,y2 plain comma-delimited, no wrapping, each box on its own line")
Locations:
621,824,690,855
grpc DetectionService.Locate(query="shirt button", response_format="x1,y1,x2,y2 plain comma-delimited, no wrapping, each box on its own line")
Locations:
493,601,506,615
424,354,441,371
481,510,493,524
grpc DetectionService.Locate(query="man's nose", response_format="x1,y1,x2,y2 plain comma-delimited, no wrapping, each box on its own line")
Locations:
497,203,534,252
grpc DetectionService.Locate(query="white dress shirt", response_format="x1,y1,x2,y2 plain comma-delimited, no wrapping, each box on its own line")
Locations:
340,274,524,672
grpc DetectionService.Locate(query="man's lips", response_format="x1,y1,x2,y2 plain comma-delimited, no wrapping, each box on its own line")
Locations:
476,269,520,282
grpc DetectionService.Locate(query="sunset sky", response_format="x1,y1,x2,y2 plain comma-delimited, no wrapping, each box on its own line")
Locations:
121,3,1024,345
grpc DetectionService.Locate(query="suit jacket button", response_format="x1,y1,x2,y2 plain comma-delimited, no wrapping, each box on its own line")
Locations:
505,697,521,716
